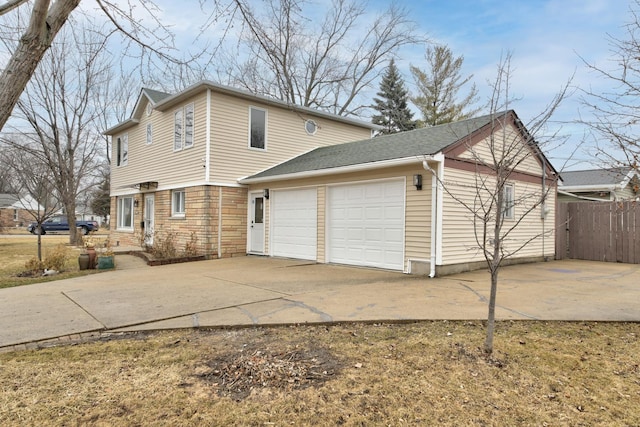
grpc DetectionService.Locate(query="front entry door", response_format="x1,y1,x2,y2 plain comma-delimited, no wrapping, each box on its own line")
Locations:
144,194,155,246
250,193,265,253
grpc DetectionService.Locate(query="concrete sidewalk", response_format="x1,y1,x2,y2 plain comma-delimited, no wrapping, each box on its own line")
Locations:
1,256,639,352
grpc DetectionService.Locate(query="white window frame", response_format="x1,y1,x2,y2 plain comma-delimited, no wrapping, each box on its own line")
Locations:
503,183,515,219
174,103,195,151
116,134,128,166
173,109,183,151
117,196,134,230
146,123,153,145
172,189,186,217
13,209,18,221
249,106,267,150
184,103,194,148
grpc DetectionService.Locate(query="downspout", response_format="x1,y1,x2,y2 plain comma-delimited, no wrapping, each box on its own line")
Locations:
538,152,547,260
205,89,213,256
423,153,445,278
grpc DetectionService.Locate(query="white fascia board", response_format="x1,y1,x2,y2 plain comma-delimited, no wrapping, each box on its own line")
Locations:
238,157,423,184
559,184,617,192
110,180,247,197
103,118,139,136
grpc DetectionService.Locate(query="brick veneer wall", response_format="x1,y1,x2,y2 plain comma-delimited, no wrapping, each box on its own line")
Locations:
0,208,37,229
109,185,248,258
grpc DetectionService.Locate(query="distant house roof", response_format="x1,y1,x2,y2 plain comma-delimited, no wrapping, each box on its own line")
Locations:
559,167,639,191
240,110,547,183
0,194,43,210
0,193,18,208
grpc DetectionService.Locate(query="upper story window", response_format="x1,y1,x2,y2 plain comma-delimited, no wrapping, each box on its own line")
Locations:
146,123,153,145
174,103,194,151
249,107,266,150
503,183,514,219
305,119,317,135
116,134,128,166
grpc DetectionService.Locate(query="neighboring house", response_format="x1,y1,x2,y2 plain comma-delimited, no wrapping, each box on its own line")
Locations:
0,194,43,229
105,81,377,255
240,110,557,276
558,167,640,202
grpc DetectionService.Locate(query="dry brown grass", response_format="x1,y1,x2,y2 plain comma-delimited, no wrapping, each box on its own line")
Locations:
0,321,638,426
0,235,107,288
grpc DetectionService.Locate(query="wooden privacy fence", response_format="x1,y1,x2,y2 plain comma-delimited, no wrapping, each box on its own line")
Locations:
556,201,640,263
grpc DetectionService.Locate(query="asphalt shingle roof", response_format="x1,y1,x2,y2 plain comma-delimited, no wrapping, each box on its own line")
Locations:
246,113,499,180
0,193,18,208
560,167,633,187
143,88,172,104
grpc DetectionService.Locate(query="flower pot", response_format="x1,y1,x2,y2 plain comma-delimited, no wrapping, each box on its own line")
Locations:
78,253,90,270
86,247,97,269
97,255,115,270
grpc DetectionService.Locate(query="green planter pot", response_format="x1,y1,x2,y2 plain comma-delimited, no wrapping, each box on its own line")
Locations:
97,255,115,270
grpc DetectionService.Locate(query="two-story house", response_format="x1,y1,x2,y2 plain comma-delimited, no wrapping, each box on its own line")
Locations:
108,93,558,276
105,81,376,257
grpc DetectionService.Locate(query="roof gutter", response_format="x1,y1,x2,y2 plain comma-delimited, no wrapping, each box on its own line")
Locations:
238,156,424,184
422,153,445,278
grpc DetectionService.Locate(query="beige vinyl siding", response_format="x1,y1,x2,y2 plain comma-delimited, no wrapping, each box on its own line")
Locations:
209,92,372,184
248,164,431,268
458,124,544,175
440,167,555,266
111,94,208,193
617,184,638,200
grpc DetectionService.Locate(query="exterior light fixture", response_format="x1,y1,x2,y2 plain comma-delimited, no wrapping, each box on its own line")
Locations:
134,199,139,208
413,174,423,190
263,189,270,199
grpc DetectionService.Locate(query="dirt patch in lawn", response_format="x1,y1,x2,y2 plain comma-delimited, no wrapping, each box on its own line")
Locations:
0,321,638,426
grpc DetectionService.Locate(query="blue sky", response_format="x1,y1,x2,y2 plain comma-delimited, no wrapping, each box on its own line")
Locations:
382,0,631,170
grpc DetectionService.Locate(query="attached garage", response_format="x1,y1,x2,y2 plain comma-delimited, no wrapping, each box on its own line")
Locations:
270,188,317,260
327,179,405,270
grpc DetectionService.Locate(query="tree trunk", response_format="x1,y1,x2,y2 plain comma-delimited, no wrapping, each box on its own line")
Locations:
484,266,499,354
0,0,80,131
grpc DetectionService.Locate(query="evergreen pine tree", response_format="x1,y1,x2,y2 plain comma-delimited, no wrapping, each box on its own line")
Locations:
410,45,480,126
372,59,416,135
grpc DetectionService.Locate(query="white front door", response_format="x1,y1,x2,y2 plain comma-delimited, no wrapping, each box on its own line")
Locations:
249,193,265,253
144,194,155,246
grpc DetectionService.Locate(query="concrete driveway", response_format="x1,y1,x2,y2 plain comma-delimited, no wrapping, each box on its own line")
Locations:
0,256,639,351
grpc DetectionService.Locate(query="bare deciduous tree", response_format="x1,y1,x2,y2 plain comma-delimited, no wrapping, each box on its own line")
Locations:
4,22,110,244
411,44,480,126
428,53,571,354
579,0,640,170
1,143,61,260
225,0,421,116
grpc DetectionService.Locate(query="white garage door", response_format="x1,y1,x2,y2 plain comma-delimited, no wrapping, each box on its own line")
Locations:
271,188,317,260
328,179,405,270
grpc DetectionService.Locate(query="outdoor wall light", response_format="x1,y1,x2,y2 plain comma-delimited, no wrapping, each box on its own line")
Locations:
263,189,270,199
134,199,139,208
413,174,423,190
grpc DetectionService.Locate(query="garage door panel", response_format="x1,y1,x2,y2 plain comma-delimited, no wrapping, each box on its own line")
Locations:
271,188,317,261
328,180,405,270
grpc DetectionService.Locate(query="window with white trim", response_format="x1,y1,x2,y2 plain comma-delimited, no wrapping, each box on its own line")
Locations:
249,107,266,150
174,110,183,151
116,134,128,166
174,103,194,151
117,196,134,230
185,103,194,148
146,123,153,145
13,209,18,221
172,189,186,217
503,184,514,219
